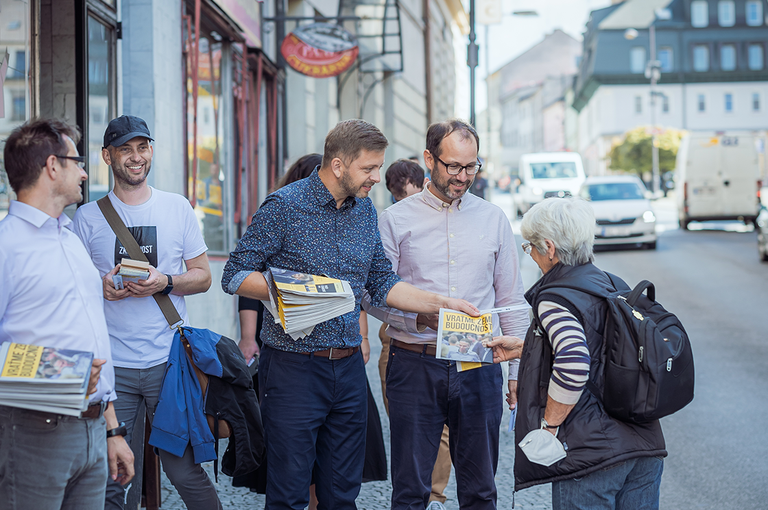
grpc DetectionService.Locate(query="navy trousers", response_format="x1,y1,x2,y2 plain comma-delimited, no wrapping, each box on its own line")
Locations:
259,344,367,510
387,344,504,510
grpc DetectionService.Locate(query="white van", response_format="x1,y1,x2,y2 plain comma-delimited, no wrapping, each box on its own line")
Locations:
675,132,762,230
514,152,586,216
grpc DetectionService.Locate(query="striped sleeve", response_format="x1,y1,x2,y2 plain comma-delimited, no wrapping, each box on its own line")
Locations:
538,300,591,405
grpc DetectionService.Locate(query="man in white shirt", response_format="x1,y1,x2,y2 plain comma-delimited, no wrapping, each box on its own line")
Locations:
368,119,529,510
0,118,134,510
71,115,219,510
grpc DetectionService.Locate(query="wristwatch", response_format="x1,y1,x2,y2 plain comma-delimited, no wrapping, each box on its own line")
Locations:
107,422,128,438
161,274,173,295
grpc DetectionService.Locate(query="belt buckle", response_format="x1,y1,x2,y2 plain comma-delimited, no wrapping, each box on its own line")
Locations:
328,347,341,360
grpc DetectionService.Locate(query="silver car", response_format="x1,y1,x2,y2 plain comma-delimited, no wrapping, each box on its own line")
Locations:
579,176,658,250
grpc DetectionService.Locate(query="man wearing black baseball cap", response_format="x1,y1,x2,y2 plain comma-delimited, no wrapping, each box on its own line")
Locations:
72,116,218,510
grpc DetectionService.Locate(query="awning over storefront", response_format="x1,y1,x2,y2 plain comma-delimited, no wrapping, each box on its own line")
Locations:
214,0,262,48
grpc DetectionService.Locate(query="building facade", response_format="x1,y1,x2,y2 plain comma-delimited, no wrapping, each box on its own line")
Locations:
483,29,582,180
573,0,768,176
0,0,468,339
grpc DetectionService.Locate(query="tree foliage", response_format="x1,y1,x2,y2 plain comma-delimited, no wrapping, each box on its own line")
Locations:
608,126,684,178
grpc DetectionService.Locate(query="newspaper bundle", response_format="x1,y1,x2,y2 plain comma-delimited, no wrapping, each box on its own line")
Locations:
262,267,355,340
0,342,93,416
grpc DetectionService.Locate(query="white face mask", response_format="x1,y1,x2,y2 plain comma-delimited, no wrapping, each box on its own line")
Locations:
518,428,567,467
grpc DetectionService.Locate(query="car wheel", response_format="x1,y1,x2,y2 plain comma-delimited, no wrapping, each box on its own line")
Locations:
760,241,768,262
680,219,690,230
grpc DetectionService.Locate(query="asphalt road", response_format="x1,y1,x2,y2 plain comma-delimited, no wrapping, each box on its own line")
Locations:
594,225,768,510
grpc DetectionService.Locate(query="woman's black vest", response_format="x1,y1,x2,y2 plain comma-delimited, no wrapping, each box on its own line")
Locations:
514,262,666,490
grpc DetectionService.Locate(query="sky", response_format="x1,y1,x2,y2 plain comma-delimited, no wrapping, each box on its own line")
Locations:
458,0,613,116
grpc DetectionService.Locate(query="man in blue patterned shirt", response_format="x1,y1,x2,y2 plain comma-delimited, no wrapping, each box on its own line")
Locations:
221,119,477,510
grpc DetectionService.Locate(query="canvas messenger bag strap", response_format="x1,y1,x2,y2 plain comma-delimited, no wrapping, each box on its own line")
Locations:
96,196,182,328
96,197,232,439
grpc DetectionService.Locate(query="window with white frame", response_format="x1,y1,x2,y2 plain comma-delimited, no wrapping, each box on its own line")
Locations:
693,44,710,71
718,1,735,26
662,95,670,113
658,47,674,72
630,46,646,73
691,0,709,27
724,93,733,112
720,44,736,71
753,92,761,112
749,44,764,70
698,94,706,112
746,0,763,26
635,95,643,114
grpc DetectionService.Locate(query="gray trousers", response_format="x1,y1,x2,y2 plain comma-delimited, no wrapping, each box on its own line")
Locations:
0,405,107,510
104,364,222,510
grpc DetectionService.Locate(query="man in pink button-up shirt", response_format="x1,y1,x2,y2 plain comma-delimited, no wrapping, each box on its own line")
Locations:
370,119,529,510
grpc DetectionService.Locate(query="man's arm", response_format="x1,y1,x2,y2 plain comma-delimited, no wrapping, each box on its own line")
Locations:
385,281,479,317
104,402,134,485
125,252,211,298
238,307,260,364
222,195,286,296
490,213,530,406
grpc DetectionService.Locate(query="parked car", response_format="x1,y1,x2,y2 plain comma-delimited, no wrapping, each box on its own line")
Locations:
579,175,657,250
756,206,768,262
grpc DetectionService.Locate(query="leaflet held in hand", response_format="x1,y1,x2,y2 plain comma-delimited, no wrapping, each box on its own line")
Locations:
437,304,531,372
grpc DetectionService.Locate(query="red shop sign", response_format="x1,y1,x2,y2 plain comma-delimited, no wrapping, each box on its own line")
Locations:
281,23,359,78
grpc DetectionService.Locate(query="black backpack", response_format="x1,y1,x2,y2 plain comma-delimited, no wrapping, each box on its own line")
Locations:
541,273,695,424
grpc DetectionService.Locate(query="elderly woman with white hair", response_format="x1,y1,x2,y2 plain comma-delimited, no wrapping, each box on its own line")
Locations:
488,197,666,510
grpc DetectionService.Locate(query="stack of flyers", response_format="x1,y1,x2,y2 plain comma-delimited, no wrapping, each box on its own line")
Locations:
0,342,93,416
113,258,150,289
261,268,356,340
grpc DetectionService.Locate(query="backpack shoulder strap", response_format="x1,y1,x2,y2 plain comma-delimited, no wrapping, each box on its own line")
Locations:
96,196,182,329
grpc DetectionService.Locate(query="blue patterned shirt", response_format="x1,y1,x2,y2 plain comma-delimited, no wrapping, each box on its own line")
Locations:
221,169,401,352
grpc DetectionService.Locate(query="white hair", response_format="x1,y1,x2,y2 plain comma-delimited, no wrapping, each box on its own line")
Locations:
520,197,595,266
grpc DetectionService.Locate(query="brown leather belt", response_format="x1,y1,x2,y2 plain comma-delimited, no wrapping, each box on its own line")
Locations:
79,401,107,419
300,346,360,360
391,339,436,356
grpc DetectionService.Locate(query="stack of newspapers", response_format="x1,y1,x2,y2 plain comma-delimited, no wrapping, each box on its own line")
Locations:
0,342,93,416
262,267,355,340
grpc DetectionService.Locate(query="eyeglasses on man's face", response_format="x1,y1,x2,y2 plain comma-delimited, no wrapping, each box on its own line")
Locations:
56,155,86,169
522,241,535,255
433,154,481,176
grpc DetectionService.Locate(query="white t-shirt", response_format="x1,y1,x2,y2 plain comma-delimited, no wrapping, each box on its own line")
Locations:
71,188,207,368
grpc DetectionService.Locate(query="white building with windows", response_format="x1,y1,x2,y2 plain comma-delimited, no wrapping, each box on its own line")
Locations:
572,0,768,176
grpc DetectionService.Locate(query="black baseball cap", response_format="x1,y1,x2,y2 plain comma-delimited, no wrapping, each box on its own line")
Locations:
103,115,154,149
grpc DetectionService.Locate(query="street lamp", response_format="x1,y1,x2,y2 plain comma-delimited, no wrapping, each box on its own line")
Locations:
468,5,538,128
624,8,671,196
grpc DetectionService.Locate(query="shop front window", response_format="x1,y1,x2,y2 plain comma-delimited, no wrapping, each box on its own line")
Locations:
187,35,226,253
87,16,115,202
0,0,30,220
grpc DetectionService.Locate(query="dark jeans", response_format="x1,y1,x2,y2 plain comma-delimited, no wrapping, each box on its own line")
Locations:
387,344,503,510
259,344,367,510
0,405,107,510
552,456,664,510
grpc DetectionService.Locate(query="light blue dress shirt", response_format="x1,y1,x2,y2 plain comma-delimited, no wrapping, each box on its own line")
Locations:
0,201,115,402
